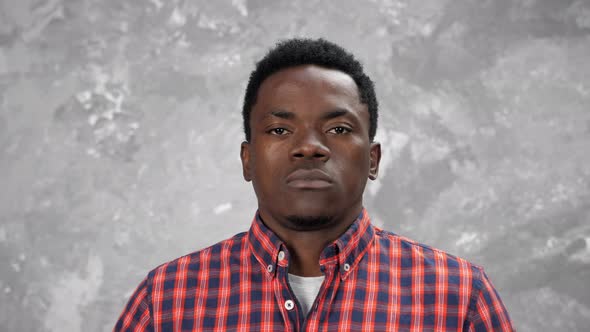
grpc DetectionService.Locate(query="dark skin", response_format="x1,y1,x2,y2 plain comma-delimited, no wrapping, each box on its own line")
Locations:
241,65,381,277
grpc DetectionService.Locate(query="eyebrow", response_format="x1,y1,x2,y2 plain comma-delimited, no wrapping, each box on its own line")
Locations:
321,108,350,120
269,110,295,119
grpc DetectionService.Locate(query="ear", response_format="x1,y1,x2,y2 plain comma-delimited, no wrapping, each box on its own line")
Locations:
368,142,381,180
240,141,252,182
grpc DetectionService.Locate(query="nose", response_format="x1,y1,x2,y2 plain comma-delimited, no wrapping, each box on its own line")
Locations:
291,129,330,161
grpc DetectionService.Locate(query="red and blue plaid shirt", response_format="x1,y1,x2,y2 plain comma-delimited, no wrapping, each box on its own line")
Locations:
114,209,513,331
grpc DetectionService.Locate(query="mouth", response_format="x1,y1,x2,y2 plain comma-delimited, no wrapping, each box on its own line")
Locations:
285,169,333,190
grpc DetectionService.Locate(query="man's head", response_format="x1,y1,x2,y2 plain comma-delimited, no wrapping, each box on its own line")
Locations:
240,38,381,233
242,38,378,142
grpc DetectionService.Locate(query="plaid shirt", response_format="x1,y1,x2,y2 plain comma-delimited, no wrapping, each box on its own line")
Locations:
114,209,513,331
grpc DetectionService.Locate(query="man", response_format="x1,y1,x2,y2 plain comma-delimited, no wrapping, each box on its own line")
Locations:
114,38,513,331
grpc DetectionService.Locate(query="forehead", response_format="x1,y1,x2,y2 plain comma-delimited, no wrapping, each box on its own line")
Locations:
255,65,362,109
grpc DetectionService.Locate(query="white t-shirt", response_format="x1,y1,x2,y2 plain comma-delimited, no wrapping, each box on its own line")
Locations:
288,273,325,315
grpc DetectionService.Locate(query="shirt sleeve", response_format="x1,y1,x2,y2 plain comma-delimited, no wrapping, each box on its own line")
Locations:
466,268,514,332
113,277,154,332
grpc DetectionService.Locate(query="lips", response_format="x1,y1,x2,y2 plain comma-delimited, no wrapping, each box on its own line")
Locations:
285,169,333,189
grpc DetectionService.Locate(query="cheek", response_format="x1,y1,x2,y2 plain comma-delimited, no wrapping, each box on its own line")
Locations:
335,146,371,182
253,144,284,177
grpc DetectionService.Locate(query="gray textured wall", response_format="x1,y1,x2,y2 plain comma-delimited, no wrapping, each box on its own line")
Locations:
1,0,589,331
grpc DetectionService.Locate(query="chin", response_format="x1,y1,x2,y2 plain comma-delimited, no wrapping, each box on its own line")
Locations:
287,198,336,216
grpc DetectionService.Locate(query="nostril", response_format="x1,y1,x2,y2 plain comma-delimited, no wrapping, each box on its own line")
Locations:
290,134,330,159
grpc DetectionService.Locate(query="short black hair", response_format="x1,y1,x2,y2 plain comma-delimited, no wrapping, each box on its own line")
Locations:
242,38,378,142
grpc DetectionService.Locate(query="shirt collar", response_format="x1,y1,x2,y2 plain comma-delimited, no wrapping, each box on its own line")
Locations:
247,208,375,280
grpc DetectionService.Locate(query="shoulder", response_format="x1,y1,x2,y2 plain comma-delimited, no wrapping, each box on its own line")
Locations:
371,227,514,330
373,227,485,278
145,231,249,284
114,232,251,330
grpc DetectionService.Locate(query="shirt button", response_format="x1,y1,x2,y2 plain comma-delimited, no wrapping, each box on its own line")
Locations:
267,264,273,272
278,251,285,261
284,300,295,310
343,263,350,272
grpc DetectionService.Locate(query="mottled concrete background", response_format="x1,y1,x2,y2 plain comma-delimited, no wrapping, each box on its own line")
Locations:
1,0,589,331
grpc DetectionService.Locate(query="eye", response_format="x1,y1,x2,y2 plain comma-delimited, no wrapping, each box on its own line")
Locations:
268,127,290,135
327,126,351,135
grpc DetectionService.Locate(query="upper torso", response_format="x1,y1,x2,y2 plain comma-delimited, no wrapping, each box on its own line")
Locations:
114,210,513,331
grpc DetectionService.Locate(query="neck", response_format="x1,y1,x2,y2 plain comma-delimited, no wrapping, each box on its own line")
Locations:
258,207,362,277
284,232,331,276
